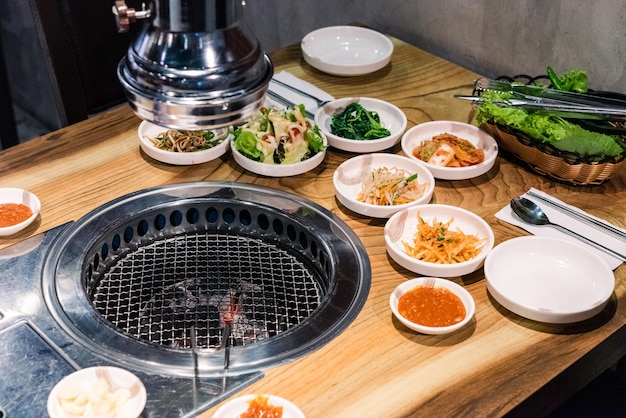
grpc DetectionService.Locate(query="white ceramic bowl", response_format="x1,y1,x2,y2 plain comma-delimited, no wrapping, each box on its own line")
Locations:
47,366,147,418
484,236,615,324
333,153,434,218
0,188,41,236
401,121,499,180
390,277,475,335
315,97,407,152
385,204,494,277
138,121,230,165
301,26,394,76
213,394,305,418
231,133,327,177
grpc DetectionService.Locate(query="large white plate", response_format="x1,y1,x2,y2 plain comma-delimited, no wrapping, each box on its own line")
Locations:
484,236,615,323
401,121,498,180
301,26,393,76
213,394,305,418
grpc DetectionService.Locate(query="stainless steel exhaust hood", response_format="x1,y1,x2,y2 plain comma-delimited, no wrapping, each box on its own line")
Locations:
114,0,273,129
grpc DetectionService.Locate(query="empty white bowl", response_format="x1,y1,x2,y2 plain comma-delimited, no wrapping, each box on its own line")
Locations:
333,153,434,218
484,236,614,323
213,394,305,418
301,26,394,76
138,121,230,165
390,277,475,335
0,188,41,236
401,121,498,180
47,366,147,418
385,204,494,277
315,97,407,152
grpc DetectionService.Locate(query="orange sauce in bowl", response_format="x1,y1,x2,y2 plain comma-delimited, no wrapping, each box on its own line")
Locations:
0,203,33,228
398,285,466,327
239,395,283,418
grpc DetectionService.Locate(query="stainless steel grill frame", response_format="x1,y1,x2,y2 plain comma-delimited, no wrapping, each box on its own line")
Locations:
43,182,371,377
0,182,370,416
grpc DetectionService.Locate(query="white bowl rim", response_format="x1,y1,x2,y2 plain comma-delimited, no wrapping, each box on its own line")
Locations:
301,25,393,76
385,204,495,269
333,153,435,217
389,277,475,334
0,188,41,236
212,394,305,418
230,134,328,177
138,120,231,165
315,97,407,146
400,120,498,179
484,235,615,319
47,365,147,418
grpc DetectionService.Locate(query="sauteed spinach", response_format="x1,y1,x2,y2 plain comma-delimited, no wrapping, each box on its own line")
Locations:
330,103,390,140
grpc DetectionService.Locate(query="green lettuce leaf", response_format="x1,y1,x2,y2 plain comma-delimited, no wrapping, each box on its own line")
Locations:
233,129,263,161
475,91,625,158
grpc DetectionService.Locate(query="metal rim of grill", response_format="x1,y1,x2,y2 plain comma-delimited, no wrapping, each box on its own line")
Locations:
42,182,371,376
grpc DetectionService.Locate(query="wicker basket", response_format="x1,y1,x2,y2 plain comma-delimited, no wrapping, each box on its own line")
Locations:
481,121,626,185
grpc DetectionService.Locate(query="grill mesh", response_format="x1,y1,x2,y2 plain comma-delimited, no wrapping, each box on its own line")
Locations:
90,232,323,350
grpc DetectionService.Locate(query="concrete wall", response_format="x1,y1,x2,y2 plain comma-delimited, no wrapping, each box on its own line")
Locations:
1,0,625,144
245,0,626,91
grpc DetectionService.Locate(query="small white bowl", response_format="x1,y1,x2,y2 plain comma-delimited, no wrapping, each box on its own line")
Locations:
484,236,615,324
0,188,41,236
315,97,407,152
230,133,327,177
47,366,147,418
385,204,494,277
301,26,394,76
333,153,434,218
401,121,498,180
213,394,305,418
390,277,475,335
138,121,230,165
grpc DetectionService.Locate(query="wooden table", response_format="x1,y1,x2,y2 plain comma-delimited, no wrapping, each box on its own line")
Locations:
2,35,625,418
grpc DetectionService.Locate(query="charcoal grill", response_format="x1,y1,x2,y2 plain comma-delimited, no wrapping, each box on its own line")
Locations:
0,182,370,417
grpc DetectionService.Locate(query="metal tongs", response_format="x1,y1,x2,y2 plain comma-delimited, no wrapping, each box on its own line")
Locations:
220,290,242,369
455,77,626,121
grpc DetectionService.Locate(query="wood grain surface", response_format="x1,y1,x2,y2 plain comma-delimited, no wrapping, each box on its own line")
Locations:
1,36,625,418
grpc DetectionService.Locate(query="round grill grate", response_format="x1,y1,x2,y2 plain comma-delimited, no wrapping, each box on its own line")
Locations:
45,182,370,375
90,232,323,349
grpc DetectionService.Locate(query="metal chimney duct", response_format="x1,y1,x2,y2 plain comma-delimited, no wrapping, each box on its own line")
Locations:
114,0,273,129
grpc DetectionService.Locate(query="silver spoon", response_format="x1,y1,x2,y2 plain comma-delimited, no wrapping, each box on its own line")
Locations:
510,197,626,261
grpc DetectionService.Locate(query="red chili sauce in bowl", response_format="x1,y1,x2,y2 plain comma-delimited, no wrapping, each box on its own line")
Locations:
0,203,33,228
240,395,283,418
398,285,466,327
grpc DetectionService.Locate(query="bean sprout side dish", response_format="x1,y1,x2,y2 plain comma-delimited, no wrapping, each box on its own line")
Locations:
358,167,428,205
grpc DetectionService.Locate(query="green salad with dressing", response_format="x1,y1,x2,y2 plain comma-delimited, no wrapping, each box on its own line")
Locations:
233,104,326,164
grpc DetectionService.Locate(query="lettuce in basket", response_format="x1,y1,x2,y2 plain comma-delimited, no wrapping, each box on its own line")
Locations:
475,90,625,158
